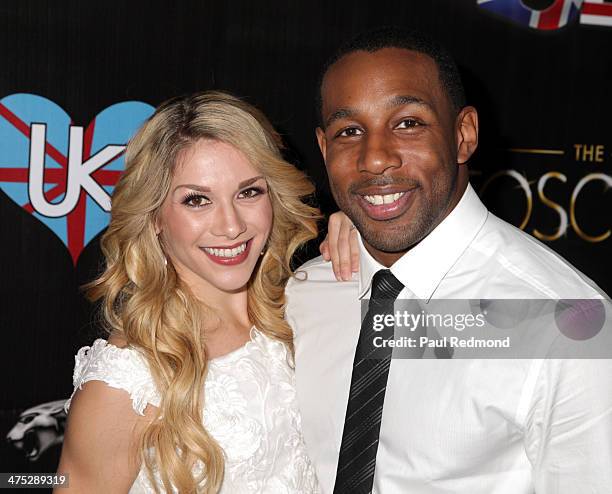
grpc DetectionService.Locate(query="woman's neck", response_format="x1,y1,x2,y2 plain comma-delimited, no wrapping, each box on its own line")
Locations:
179,275,252,351
198,289,253,359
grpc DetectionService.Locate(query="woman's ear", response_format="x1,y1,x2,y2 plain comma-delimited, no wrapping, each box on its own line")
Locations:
456,106,479,165
154,214,162,236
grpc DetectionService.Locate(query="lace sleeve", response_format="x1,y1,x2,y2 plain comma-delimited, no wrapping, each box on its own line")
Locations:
64,339,162,416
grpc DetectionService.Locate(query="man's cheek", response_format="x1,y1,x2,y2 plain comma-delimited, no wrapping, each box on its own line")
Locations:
327,167,348,188
328,178,348,205
327,146,355,167
330,186,355,215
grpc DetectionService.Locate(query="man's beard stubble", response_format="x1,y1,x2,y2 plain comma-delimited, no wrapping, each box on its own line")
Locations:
333,173,456,254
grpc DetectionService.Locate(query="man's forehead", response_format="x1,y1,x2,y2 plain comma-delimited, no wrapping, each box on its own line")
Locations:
323,47,438,87
321,48,444,115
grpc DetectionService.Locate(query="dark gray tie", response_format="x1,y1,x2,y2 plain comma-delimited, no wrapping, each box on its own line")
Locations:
333,269,404,494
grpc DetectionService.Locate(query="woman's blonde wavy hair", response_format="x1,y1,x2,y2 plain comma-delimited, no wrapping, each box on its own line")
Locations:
86,91,320,493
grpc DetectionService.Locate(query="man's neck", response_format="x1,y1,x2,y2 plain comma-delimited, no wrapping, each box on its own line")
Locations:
364,180,469,268
363,243,406,268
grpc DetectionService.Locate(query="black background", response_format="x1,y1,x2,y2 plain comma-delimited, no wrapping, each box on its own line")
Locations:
1,0,610,480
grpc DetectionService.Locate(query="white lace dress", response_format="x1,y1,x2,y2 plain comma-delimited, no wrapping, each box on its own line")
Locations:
64,328,319,493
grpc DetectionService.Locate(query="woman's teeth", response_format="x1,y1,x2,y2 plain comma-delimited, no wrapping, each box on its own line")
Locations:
203,242,247,258
363,192,405,205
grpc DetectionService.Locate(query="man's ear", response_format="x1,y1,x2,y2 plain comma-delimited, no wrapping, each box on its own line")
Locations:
456,106,479,165
316,127,327,161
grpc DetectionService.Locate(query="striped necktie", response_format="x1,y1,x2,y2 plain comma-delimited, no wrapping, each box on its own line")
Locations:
333,269,404,494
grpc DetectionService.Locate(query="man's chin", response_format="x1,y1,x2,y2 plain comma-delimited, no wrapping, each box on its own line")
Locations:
359,227,415,254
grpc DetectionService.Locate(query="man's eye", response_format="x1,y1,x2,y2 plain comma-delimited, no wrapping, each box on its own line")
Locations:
337,127,363,138
182,193,211,208
238,186,265,199
396,119,420,129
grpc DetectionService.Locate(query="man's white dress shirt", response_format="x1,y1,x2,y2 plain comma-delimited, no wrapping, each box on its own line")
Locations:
286,184,612,493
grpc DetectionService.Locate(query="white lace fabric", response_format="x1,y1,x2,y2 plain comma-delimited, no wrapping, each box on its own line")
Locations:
65,329,319,493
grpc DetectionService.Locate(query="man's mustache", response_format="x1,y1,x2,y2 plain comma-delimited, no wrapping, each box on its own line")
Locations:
348,176,420,194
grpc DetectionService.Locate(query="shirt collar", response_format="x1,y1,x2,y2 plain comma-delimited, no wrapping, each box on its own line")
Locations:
357,184,488,301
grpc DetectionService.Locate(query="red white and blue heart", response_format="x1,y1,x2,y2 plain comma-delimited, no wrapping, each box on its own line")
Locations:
0,94,154,263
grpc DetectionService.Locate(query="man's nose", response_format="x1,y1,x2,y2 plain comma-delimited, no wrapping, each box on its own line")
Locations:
358,131,401,174
211,202,247,240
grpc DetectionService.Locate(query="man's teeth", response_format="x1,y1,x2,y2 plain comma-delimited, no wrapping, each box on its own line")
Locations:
363,192,405,205
203,242,247,258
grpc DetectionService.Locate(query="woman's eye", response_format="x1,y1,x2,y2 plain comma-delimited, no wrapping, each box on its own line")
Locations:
337,127,363,138
396,119,420,129
182,194,211,208
238,186,265,199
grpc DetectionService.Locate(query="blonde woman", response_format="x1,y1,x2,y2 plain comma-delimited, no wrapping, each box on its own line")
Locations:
55,91,357,493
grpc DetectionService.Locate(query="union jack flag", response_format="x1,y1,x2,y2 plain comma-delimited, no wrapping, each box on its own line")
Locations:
478,0,583,30
580,0,612,26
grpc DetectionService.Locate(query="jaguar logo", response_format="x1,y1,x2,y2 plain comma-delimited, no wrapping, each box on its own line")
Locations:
6,399,67,462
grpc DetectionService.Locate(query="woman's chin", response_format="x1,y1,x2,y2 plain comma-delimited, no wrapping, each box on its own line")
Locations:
215,281,250,295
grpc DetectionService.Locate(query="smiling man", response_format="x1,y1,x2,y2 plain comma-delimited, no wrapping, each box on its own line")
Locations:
286,27,612,494
316,44,476,267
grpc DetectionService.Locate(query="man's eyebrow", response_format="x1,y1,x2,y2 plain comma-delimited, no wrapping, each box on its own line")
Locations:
324,96,433,128
325,108,356,128
389,95,433,110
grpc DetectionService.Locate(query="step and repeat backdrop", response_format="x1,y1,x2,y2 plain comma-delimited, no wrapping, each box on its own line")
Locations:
1,0,610,480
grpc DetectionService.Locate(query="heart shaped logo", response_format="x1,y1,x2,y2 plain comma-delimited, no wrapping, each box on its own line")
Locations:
0,94,154,263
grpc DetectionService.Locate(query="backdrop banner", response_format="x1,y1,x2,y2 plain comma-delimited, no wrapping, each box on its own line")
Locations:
0,0,610,481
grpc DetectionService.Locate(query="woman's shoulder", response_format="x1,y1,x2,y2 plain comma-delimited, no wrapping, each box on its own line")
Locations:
58,338,159,492
65,337,162,416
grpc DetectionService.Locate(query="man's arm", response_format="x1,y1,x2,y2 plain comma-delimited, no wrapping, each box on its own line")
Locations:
526,358,612,493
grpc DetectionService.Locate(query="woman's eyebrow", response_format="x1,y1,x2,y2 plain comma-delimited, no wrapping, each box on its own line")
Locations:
173,176,264,194
173,184,211,193
238,176,265,188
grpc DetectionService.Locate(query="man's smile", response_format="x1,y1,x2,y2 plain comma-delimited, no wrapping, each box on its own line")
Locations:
363,192,404,205
355,186,418,221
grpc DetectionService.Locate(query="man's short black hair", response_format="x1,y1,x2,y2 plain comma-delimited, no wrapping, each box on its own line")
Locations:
317,26,466,127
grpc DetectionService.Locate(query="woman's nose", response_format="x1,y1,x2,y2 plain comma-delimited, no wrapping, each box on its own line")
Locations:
210,202,247,240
